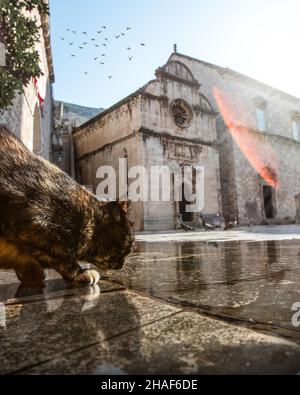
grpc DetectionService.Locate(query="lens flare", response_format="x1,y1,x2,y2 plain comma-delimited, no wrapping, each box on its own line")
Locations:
213,87,280,189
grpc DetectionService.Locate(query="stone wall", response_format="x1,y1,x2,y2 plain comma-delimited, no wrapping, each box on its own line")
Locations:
0,5,54,160
74,51,300,229
141,133,220,231
74,96,142,160
169,53,300,224
76,133,144,230
73,57,221,231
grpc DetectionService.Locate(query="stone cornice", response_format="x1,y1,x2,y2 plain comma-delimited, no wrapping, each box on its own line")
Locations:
155,67,201,89
73,92,142,137
139,127,217,148
229,123,300,147
75,127,218,161
140,92,169,104
76,132,137,161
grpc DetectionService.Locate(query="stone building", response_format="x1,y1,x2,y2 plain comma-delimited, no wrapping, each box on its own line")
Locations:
52,101,103,175
73,50,300,231
0,1,54,160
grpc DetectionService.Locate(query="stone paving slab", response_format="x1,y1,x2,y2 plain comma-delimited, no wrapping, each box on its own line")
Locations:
20,311,300,375
0,270,124,305
136,225,300,243
1,226,300,375
0,284,180,375
108,239,300,343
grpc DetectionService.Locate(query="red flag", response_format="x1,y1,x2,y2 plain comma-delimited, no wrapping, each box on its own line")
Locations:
33,77,45,109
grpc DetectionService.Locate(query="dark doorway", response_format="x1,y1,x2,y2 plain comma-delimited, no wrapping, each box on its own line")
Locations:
263,185,275,219
179,184,193,222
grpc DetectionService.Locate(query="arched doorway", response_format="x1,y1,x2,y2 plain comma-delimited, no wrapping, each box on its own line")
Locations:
262,184,276,219
33,104,42,155
179,183,193,222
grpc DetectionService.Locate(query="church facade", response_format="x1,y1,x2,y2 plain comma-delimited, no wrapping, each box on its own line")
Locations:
73,51,300,231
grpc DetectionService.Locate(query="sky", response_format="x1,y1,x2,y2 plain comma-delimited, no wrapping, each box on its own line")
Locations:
50,0,300,109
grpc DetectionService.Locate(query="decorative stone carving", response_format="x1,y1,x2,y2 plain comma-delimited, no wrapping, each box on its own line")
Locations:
163,139,203,161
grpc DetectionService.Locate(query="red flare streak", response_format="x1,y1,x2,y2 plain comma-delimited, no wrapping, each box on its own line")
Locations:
213,87,280,189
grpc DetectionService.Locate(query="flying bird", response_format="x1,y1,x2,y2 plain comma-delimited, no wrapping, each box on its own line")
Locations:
82,32,87,35
100,62,105,65
115,35,120,39
67,29,71,32
70,54,76,57
104,38,109,41
91,38,96,41
121,32,125,36
95,44,99,47
68,42,74,45
126,27,132,30
101,54,106,57
60,37,65,40
84,71,88,75
102,43,107,47
94,57,98,60
126,47,131,51
97,31,102,34
128,56,133,61
83,42,88,45
79,46,83,49
140,43,146,46
108,75,113,79
72,30,77,35
102,26,106,29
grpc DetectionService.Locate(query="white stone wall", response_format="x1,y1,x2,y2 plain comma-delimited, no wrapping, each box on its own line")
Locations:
141,135,220,231
169,53,300,224
74,52,300,227
143,80,217,144
77,133,144,231
74,57,222,231
0,8,53,160
74,97,142,159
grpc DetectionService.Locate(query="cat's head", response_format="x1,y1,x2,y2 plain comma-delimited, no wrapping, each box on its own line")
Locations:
81,200,135,270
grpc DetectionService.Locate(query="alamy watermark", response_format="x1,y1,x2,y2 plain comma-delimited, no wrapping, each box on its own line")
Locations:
292,303,300,328
91,159,205,213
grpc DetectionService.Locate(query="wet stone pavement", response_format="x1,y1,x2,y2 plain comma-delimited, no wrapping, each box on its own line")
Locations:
1,226,300,375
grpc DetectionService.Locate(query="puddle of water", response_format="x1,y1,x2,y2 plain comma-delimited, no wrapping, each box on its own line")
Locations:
110,240,300,341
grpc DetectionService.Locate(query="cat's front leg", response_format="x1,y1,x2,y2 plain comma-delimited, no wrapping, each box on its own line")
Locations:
72,269,100,287
15,259,46,288
49,258,100,287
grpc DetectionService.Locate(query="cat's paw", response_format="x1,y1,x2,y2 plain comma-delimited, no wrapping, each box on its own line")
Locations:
72,269,100,287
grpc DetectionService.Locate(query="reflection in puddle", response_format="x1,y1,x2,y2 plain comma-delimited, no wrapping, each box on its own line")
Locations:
110,240,300,339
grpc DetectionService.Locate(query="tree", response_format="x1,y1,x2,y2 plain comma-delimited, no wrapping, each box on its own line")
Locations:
0,0,49,110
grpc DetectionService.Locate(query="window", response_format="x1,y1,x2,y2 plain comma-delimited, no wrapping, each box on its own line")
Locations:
256,108,266,131
254,97,267,132
292,120,300,141
170,99,193,128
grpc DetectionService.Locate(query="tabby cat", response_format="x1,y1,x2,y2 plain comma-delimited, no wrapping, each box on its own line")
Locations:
0,126,134,288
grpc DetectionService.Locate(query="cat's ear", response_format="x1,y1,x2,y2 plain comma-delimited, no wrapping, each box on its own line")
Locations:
118,200,131,215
